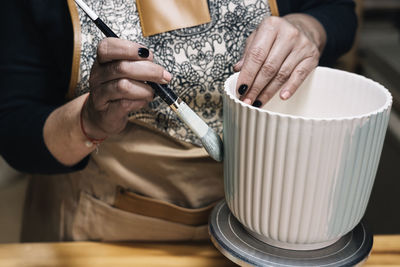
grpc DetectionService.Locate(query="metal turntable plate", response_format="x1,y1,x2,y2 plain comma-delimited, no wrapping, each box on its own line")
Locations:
209,201,373,267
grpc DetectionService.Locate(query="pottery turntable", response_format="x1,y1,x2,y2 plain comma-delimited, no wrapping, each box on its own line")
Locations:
209,201,373,266
208,67,393,266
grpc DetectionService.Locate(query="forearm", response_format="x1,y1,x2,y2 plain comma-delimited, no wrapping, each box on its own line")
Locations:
43,93,96,166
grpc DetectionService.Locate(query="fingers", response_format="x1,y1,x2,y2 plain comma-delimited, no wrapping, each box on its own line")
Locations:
240,27,295,104
233,33,255,72
96,38,153,63
235,16,321,106
91,38,172,88
279,57,318,100
91,78,154,110
85,38,168,137
278,36,320,100
254,54,317,106
235,18,278,95
85,78,153,135
108,99,149,119
247,33,319,105
84,76,155,137
88,98,149,136
90,60,172,86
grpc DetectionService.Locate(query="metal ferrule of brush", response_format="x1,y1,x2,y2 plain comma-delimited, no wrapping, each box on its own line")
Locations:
170,99,182,112
170,96,223,162
150,83,223,161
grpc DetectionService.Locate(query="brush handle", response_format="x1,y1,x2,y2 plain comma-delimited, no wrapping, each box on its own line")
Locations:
94,18,118,38
147,82,178,106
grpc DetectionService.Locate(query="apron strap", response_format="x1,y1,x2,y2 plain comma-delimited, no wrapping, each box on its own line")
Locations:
66,0,82,100
268,0,280,16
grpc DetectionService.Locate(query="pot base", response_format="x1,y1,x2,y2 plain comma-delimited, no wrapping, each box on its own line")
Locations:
209,200,373,267
244,226,340,251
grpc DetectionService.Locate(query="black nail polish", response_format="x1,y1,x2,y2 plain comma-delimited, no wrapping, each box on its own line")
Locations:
138,47,149,58
253,100,262,108
238,84,248,95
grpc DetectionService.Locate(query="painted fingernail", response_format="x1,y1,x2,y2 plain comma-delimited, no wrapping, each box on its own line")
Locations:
138,47,149,58
238,84,248,95
252,100,262,108
281,91,291,100
162,70,172,83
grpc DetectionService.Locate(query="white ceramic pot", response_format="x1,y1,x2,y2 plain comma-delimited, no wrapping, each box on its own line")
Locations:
223,67,392,250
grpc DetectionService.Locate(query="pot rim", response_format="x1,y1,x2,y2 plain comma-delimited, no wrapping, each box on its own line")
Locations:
224,66,393,122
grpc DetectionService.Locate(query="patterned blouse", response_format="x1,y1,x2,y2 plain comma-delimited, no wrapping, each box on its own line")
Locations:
76,0,271,146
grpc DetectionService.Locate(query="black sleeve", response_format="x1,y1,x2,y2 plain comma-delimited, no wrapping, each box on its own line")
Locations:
0,0,89,174
279,0,358,66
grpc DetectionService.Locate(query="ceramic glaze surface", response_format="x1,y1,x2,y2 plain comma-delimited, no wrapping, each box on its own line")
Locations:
223,67,392,249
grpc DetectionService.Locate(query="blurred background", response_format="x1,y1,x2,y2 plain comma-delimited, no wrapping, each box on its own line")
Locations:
0,0,399,243
352,0,400,235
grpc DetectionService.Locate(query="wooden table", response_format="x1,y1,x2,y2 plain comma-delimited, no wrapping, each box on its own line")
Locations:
0,235,399,266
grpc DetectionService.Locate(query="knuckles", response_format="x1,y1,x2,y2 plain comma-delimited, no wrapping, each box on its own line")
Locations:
275,68,291,84
108,62,121,75
97,39,110,61
260,61,277,78
108,61,129,75
263,16,281,30
116,78,131,94
248,47,267,65
287,27,300,39
294,67,308,80
309,45,320,59
298,36,320,59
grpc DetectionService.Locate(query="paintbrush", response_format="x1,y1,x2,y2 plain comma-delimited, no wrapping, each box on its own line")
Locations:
74,0,223,162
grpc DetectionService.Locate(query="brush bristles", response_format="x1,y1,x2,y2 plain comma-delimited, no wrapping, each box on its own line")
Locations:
201,128,224,162
175,101,224,162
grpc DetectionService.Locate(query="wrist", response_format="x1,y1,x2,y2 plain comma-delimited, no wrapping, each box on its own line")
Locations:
80,94,108,147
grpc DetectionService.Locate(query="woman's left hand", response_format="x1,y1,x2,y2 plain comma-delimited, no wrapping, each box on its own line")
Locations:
234,14,327,107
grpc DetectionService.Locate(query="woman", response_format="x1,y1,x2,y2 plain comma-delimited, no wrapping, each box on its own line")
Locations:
0,0,357,241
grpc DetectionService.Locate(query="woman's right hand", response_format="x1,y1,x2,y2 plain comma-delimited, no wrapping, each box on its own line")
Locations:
81,38,172,140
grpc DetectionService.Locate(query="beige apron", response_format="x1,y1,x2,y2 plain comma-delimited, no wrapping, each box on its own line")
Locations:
22,121,223,241
21,0,277,242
